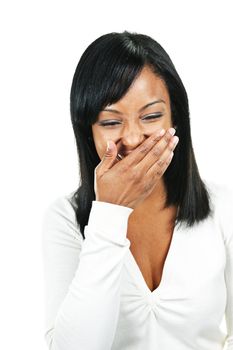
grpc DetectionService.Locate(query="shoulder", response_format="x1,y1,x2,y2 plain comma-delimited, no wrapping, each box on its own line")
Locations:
203,178,233,244
41,190,83,245
204,178,233,209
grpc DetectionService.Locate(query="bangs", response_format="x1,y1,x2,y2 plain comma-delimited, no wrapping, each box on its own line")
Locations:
71,33,146,129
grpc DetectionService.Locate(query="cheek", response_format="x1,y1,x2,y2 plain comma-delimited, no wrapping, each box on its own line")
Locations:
96,142,107,159
143,120,172,137
92,130,108,159
158,117,172,129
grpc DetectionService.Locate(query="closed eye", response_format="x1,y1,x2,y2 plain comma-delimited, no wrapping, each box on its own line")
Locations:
99,121,120,127
98,113,163,127
142,113,163,121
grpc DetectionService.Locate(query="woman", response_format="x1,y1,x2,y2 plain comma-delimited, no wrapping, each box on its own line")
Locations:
41,31,233,349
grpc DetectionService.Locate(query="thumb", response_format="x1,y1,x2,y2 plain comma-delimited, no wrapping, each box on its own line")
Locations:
100,140,118,171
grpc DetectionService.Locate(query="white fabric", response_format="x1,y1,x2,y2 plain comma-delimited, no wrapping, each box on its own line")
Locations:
41,179,233,350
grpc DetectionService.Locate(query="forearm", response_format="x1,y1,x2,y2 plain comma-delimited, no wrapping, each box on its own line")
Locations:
44,200,132,350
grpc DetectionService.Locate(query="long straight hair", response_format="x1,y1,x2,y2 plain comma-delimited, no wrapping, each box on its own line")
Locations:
69,30,213,239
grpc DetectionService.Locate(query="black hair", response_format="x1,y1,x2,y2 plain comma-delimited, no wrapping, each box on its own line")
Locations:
69,30,213,239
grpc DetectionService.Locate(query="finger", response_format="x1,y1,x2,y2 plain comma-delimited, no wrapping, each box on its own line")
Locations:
157,136,179,166
118,127,172,168
146,136,179,178
136,129,177,173
95,140,118,176
147,151,174,180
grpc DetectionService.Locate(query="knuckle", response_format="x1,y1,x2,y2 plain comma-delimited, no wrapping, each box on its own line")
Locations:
144,182,153,193
164,132,171,143
129,169,140,182
157,158,165,167
152,135,162,143
139,145,148,154
119,163,129,173
152,146,161,157
155,168,163,177
168,142,175,151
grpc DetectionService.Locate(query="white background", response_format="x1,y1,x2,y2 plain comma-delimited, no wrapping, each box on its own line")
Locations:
0,0,232,349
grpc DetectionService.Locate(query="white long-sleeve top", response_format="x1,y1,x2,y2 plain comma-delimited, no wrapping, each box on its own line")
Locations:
41,179,233,350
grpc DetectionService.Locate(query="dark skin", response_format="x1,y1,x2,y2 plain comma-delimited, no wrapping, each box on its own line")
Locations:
92,65,178,213
91,65,180,292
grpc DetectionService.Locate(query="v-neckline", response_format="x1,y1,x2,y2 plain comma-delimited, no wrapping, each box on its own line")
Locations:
125,218,180,298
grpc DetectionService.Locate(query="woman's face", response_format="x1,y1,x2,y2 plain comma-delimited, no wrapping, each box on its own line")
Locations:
91,65,174,160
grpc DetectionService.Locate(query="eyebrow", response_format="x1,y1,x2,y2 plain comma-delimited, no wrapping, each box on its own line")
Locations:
101,99,166,115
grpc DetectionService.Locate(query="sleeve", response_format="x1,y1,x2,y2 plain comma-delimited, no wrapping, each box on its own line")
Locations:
217,185,233,349
41,197,133,350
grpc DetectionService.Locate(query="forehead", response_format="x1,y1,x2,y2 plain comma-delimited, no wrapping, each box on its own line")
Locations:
106,66,170,110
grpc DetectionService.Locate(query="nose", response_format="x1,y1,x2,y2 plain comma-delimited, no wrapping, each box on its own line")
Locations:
120,125,146,151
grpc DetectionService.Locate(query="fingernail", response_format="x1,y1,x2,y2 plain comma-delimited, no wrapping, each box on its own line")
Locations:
169,128,176,136
107,140,113,151
173,136,179,145
159,128,165,136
